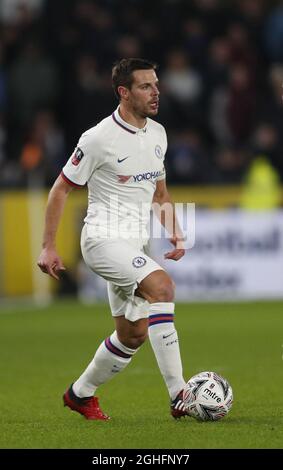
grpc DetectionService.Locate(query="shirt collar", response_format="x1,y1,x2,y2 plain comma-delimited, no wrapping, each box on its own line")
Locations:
112,106,147,134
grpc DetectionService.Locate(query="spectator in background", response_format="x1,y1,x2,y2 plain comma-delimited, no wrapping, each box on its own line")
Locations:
138,20,163,62
0,113,6,167
65,54,115,144
0,0,282,188
8,41,59,128
235,0,266,46
226,64,256,143
163,49,203,105
162,49,203,126
167,128,211,184
73,1,116,66
212,144,250,184
0,41,7,111
227,22,258,75
250,122,283,181
33,111,66,184
20,110,65,187
116,34,142,59
210,63,256,145
264,1,283,62
192,0,228,37
182,18,208,69
240,155,281,210
205,36,231,91
256,64,283,156
0,0,43,24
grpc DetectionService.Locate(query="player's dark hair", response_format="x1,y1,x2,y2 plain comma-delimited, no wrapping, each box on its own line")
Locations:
112,58,157,100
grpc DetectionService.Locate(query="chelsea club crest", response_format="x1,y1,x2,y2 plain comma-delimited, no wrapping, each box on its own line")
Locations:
155,145,163,159
132,256,147,268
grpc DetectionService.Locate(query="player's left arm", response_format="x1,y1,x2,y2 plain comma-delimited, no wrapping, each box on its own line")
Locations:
152,179,185,261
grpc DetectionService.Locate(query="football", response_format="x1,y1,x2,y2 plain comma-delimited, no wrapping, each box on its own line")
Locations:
183,371,233,421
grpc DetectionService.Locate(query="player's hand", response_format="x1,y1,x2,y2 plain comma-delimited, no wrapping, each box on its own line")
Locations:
164,236,185,261
37,247,66,280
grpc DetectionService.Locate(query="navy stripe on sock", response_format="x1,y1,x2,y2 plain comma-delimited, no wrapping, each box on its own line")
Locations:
149,313,174,327
104,337,132,359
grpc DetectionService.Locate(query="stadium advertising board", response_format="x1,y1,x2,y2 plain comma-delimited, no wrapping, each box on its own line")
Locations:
150,210,283,301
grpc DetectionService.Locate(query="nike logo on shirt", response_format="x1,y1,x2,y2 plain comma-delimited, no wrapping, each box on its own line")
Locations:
117,157,129,163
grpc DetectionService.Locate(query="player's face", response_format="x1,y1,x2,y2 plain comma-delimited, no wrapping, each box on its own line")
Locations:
128,69,160,118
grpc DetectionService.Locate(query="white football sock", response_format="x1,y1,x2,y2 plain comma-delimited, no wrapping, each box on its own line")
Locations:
148,302,186,400
72,330,137,398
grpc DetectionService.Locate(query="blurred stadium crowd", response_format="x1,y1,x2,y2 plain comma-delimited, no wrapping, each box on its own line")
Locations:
1,0,283,188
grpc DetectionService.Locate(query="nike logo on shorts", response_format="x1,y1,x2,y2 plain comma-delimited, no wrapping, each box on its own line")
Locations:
162,332,175,339
117,157,129,163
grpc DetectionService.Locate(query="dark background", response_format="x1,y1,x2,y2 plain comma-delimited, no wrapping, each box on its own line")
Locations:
1,0,283,188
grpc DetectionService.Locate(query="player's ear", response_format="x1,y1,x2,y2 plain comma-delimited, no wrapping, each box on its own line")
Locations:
118,86,129,101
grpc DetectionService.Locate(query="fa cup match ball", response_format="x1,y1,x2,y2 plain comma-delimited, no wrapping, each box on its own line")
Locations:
183,371,233,421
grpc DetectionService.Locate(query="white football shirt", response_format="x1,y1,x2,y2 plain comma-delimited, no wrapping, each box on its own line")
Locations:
62,106,167,239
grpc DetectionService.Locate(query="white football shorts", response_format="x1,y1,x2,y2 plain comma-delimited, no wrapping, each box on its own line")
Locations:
80,224,164,322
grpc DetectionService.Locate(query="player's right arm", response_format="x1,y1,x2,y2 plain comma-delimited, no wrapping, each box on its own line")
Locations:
37,175,73,280
39,128,100,279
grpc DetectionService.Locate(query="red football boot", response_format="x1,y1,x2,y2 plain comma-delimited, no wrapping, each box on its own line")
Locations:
170,390,189,419
63,385,110,421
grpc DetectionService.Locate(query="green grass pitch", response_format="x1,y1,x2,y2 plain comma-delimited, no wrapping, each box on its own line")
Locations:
0,300,282,449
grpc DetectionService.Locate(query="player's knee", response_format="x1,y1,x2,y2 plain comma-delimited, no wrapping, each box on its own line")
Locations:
120,332,148,350
152,279,175,303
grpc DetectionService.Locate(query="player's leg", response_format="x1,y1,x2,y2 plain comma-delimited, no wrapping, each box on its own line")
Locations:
114,315,148,349
64,285,146,421
71,315,148,399
63,238,151,420
64,313,148,420
136,270,187,417
64,233,182,419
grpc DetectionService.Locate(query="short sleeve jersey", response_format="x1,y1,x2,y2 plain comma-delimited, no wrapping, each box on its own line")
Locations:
62,107,167,238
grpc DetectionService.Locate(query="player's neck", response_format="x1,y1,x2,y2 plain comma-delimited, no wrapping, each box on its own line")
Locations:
118,105,146,129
